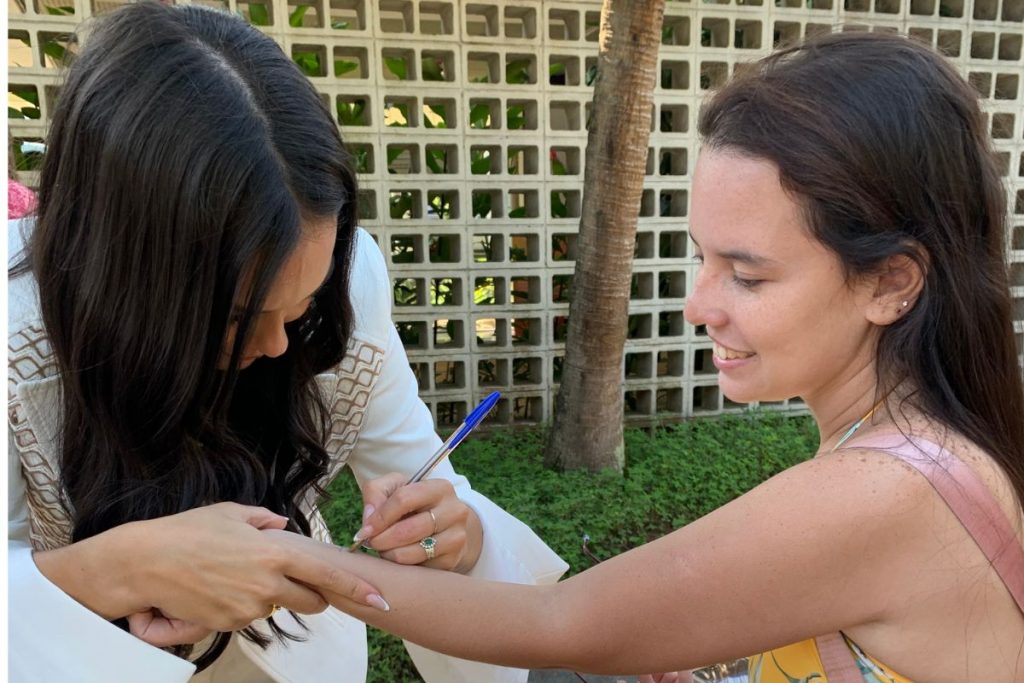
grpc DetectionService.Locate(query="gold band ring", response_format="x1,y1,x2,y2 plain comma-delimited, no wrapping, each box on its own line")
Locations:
427,508,438,535
263,604,280,620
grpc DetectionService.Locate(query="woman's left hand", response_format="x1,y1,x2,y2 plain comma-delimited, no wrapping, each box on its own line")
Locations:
354,473,483,573
127,610,212,648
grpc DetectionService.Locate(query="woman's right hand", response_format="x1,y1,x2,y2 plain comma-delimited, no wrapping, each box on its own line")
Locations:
33,502,386,644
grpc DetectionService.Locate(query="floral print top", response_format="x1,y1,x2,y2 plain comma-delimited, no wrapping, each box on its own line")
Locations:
692,634,913,683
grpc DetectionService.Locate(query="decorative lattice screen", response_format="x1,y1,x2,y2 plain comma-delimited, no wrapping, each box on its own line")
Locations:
9,0,1024,429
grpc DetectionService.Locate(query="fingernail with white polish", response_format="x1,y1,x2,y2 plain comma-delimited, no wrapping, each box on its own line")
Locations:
362,504,375,522
366,594,391,612
352,525,372,543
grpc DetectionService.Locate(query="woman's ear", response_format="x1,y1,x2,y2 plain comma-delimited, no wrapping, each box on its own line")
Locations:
864,251,926,326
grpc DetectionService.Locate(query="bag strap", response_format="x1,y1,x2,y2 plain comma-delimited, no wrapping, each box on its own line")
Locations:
845,434,1024,613
815,433,1024,682
814,632,863,683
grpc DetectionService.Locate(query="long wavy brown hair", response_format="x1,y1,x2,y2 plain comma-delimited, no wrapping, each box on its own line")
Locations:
699,31,1024,510
14,1,359,668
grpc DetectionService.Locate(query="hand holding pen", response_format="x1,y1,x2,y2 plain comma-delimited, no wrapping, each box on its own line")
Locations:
347,392,500,571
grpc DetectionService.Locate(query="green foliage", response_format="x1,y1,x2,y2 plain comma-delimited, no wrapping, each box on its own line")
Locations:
421,57,445,81
8,86,40,120
550,191,569,218
505,59,532,84
506,105,526,130
468,103,492,129
423,104,448,129
288,5,310,27
383,56,408,80
12,141,44,172
337,98,366,126
41,36,72,67
550,155,568,176
292,51,322,77
247,3,270,26
334,60,360,78
322,412,817,680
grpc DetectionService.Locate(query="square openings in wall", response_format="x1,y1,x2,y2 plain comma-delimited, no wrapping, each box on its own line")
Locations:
508,145,539,175
379,0,413,33
287,1,322,28
420,2,454,35
661,59,690,90
549,55,580,86
466,4,498,36
337,95,370,127
333,46,368,79
424,97,456,129
549,101,581,130
504,6,536,39
550,146,581,175
549,8,580,41
329,0,366,30
421,50,456,82
467,52,500,83
663,15,691,46
381,48,415,81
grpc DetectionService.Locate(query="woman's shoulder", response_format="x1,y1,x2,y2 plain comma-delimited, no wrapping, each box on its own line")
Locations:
843,425,1022,538
8,219,56,386
346,227,392,348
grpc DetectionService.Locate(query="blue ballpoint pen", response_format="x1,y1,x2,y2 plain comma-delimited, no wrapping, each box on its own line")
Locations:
348,391,501,551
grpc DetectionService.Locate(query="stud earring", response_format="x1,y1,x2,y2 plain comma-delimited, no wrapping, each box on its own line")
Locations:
901,300,909,307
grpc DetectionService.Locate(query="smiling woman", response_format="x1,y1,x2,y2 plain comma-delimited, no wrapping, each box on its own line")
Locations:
254,31,1024,683
7,3,565,682
686,152,885,406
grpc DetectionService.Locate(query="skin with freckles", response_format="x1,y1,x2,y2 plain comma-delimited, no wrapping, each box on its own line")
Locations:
685,152,881,409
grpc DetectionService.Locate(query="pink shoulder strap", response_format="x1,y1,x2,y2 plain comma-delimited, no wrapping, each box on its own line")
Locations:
815,433,1024,682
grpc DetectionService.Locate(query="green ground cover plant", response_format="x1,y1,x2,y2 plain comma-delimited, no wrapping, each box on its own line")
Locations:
322,411,818,681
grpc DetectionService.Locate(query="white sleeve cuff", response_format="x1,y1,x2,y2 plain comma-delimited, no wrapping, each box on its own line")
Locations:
458,489,569,586
8,546,196,682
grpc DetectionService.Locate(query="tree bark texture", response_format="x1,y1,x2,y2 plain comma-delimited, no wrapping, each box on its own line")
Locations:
545,0,665,472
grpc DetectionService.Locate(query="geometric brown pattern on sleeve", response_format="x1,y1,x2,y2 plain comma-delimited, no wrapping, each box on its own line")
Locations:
7,323,74,551
9,325,384,549
305,335,385,544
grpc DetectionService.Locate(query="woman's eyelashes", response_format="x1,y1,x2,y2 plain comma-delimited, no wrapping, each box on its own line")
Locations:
693,252,763,289
731,274,763,289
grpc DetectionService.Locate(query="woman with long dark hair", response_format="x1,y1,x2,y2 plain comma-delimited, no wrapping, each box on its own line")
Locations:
7,3,566,681
267,31,1024,683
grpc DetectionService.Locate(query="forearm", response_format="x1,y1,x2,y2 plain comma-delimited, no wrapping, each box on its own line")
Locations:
9,545,197,682
33,524,146,620
312,543,569,669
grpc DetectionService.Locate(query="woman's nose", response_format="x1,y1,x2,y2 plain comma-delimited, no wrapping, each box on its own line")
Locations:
254,318,289,359
684,270,727,329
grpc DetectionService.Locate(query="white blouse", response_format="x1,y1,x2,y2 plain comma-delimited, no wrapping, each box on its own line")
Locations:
8,221,568,682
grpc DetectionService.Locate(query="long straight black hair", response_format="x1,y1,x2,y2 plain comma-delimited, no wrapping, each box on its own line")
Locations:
699,32,1024,509
17,1,358,666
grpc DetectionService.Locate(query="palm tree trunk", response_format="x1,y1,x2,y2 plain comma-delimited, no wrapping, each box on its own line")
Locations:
545,0,665,471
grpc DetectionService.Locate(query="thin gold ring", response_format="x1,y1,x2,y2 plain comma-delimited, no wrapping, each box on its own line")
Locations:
263,604,279,620
427,508,438,535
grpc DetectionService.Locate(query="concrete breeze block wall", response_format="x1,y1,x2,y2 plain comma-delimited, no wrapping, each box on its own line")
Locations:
9,0,1024,429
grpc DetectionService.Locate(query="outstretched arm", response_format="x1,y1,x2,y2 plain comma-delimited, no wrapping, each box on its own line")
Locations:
268,447,939,676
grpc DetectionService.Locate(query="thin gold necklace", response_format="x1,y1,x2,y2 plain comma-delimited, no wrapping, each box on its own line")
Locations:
831,395,888,452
